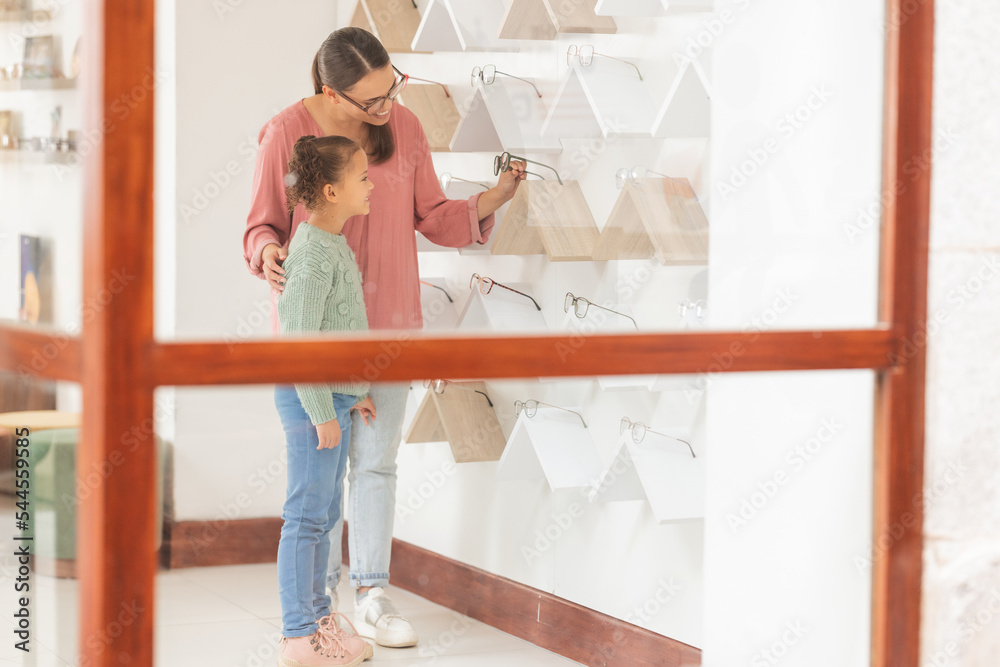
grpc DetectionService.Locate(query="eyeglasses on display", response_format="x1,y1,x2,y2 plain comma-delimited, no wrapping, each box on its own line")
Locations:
336,64,408,117
564,292,638,330
471,64,542,98
514,399,588,428
419,280,454,303
471,273,541,311
566,44,643,81
494,151,564,185
620,417,695,458
615,166,672,189
423,379,493,407
439,172,489,192
677,299,706,320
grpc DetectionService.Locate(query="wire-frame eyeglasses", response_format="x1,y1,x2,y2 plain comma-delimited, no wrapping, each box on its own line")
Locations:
419,280,454,303
564,292,638,330
471,273,541,311
335,64,408,117
423,379,493,407
494,151,563,185
615,166,672,189
620,417,695,458
471,64,542,98
566,44,643,81
515,399,587,428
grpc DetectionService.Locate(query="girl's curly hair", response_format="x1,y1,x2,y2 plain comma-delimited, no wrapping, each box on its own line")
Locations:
285,135,362,214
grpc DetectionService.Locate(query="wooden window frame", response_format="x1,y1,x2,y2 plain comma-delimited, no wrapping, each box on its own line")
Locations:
0,1,931,664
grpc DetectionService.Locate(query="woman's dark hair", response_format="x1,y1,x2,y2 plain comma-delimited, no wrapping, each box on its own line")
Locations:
312,27,394,165
285,135,362,214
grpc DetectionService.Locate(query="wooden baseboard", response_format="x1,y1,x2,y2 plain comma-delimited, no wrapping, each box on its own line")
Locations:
166,518,701,666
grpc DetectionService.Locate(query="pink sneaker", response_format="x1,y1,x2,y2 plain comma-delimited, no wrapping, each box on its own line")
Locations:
279,615,373,667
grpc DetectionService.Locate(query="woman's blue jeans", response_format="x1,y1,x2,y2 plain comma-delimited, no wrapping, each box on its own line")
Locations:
274,385,354,637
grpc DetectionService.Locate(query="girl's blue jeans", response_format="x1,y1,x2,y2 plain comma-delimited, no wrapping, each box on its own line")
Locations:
274,385,354,638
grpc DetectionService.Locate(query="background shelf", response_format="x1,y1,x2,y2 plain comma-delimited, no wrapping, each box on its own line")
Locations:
499,0,616,39
397,83,461,152
350,0,429,53
457,285,547,333
0,8,52,22
449,84,560,154
652,59,711,138
592,177,708,264
411,0,516,52
541,64,656,139
0,149,77,165
490,180,599,261
405,381,506,462
0,78,77,91
495,409,603,491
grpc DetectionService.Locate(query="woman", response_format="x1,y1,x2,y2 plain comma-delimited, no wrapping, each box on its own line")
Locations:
243,27,525,650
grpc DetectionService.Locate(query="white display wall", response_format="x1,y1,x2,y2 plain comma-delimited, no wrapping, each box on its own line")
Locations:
157,0,884,662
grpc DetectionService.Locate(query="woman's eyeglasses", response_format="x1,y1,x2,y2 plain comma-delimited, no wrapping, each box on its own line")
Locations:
615,166,671,189
423,379,493,407
494,151,563,185
471,273,541,311
620,417,695,458
515,399,587,428
406,75,451,98
419,280,454,303
336,64,408,117
564,292,638,330
566,44,643,81
677,299,706,320
471,64,542,98
439,172,489,192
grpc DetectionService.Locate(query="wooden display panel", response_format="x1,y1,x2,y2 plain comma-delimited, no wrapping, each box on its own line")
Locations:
397,84,460,151
592,177,708,264
350,0,428,53
499,0,616,39
490,181,599,261
405,381,506,462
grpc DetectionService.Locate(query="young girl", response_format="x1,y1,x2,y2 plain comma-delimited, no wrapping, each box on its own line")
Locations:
274,134,376,667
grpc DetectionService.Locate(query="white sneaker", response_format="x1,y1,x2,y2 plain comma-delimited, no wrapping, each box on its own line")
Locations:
353,588,418,648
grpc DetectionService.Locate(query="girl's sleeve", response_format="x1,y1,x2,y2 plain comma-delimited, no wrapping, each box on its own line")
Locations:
243,123,293,278
278,270,338,425
409,115,496,248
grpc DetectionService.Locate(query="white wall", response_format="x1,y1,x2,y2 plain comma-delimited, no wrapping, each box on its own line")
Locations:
921,2,1000,666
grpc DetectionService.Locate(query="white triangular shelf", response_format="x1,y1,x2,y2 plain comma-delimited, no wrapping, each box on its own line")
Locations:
350,0,428,53
450,85,561,154
498,0,617,40
439,178,503,255
589,433,705,522
404,381,506,462
653,59,712,138
419,277,461,331
397,83,460,152
457,285,547,333
412,0,518,51
489,181,599,261
559,311,649,390
495,409,603,491
592,177,709,264
541,64,655,140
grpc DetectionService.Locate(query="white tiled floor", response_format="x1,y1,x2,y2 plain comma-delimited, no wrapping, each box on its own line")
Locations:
0,499,581,666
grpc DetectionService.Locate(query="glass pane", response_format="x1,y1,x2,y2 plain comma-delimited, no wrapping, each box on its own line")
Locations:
1,3,84,332
155,369,873,665
157,1,886,343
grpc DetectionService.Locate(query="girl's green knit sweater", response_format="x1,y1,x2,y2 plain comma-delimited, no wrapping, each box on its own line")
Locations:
277,222,370,425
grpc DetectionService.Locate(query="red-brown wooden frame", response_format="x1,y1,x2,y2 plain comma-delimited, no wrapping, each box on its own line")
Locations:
0,0,931,664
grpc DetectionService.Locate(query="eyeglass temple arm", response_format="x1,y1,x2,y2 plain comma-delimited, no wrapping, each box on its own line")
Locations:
535,401,588,428
492,281,541,311
595,53,643,81
451,176,489,190
590,302,639,330
509,153,564,185
651,430,695,458
494,70,542,98
419,280,454,303
407,75,451,98
475,390,494,407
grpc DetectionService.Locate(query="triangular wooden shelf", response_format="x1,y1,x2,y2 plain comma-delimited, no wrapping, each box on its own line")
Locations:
499,0,616,40
653,59,711,138
412,0,517,51
490,181,599,261
541,65,656,139
592,177,708,264
404,381,506,462
397,84,460,152
449,85,560,153
350,0,428,53
495,409,603,491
